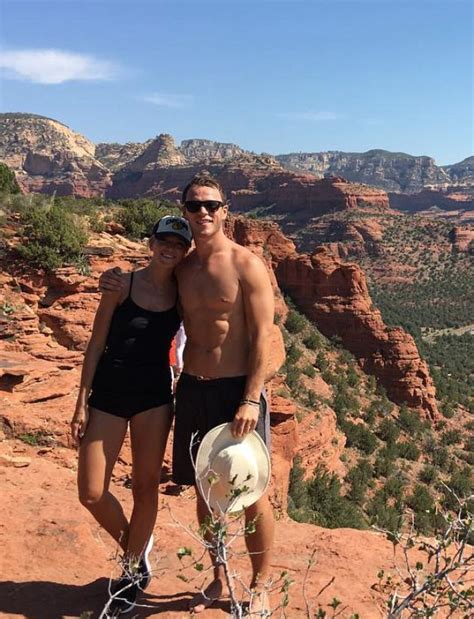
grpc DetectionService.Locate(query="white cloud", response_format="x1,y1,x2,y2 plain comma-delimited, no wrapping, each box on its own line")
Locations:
140,93,193,109
0,48,117,84
277,111,342,121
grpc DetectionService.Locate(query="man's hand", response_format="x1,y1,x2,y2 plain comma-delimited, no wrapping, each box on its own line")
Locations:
231,402,259,438
98,266,124,294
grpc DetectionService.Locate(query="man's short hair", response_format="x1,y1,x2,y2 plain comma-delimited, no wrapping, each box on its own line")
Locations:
181,175,227,204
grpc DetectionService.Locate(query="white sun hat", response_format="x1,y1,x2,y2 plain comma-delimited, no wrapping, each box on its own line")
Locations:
195,423,271,514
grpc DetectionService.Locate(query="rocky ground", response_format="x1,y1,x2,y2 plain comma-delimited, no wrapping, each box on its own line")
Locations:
1,430,406,619
1,217,460,618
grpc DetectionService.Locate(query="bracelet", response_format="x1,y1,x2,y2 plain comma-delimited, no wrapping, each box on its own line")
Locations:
240,398,260,408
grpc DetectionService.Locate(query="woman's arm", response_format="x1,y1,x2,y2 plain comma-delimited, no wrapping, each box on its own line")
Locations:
70,286,123,444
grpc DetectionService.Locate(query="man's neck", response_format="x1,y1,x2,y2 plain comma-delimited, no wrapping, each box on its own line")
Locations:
194,229,230,260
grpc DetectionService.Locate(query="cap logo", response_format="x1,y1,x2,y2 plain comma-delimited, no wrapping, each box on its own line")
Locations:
166,217,188,231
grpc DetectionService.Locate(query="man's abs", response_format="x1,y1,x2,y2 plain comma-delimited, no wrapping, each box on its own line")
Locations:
182,314,250,378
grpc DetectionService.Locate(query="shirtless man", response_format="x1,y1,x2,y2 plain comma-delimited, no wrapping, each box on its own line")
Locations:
101,175,276,614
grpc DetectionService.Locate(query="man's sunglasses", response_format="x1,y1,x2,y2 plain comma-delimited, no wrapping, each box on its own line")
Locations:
184,200,224,213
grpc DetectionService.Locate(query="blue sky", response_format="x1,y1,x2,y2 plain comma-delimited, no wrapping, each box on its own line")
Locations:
0,0,472,165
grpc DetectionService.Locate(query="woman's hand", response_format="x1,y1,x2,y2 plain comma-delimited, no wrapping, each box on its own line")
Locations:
70,404,89,447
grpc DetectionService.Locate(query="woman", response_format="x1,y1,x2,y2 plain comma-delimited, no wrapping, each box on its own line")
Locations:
70,215,192,614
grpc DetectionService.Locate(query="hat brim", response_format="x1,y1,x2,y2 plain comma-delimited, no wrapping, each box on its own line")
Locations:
195,423,271,514
153,231,191,247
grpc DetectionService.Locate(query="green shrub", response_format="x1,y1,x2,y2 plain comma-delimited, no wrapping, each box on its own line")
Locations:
406,484,436,533
441,467,473,511
346,366,360,388
367,494,402,532
441,429,462,446
396,441,420,461
463,435,474,452
306,466,366,529
315,351,329,372
398,406,423,435
0,162,21,194
430,445,449,470
285,342,302,364
373,445,398,477
302,364,316,378
303,331,322,350
363,402,377,425
118,199,179,239
288,456,308,512
284,309,307,334
17,202,88,271
289,463,366,529
343,421,377,454
332,388,360,421
419,465,438,484
377,418,400,444
441,401,456,419
383,476,405,501
346,459,373,504
285,365,302,392
88,211,106,233
305,389,319,408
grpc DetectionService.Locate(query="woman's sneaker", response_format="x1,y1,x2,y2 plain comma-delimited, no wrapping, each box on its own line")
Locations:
106,575,139,616
106,534,154,615
137,534,153,590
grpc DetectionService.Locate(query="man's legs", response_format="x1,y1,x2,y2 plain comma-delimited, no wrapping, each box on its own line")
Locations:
189,489,225,613
244,493,274,589
189,490,275,613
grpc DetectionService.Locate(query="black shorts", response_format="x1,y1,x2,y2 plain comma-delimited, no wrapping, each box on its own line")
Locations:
88,364,173,419
88,389,173,419
172,373,270,486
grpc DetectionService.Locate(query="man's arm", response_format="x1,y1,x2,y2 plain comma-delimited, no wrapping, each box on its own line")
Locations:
231,253,274,438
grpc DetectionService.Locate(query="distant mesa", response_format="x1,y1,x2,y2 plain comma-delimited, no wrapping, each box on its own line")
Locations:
0,112,111,197
0,112,472,213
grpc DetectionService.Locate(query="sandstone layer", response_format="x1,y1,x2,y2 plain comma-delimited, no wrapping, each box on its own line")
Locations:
0,113,111,197
276,149,452,193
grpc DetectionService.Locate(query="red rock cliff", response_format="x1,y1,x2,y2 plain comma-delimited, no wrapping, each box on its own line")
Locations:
229,217,439,421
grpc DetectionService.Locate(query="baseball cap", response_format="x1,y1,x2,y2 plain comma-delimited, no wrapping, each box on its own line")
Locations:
152,215,192,247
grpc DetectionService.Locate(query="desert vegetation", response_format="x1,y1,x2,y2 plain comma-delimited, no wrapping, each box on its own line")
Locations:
281,303,473,538
0,191,179,272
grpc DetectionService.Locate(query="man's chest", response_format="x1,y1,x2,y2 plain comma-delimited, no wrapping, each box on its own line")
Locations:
178,266,241,312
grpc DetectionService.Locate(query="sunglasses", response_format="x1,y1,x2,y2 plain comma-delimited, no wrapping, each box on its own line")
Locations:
184,200,223,213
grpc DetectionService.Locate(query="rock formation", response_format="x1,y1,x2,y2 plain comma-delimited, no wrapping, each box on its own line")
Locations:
276,149,452,193
304,218,385,258
0,113,111,197
226,217,440,421
443,156,474,184
449,225,474,253
389,188,474,213
1,113,471,202
108,138,390,220
95,140,151,172
180,138,246,162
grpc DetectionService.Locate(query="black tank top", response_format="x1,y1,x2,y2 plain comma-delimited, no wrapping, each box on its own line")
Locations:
92,272,181,395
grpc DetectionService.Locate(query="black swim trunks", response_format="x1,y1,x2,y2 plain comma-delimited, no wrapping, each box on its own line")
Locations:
172,373,270,486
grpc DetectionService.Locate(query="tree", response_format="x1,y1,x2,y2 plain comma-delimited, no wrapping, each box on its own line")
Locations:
0,162,21,194
17,201,88,271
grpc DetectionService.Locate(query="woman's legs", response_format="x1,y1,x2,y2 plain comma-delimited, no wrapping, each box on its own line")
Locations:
126,403,173,561
77,408,129,550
